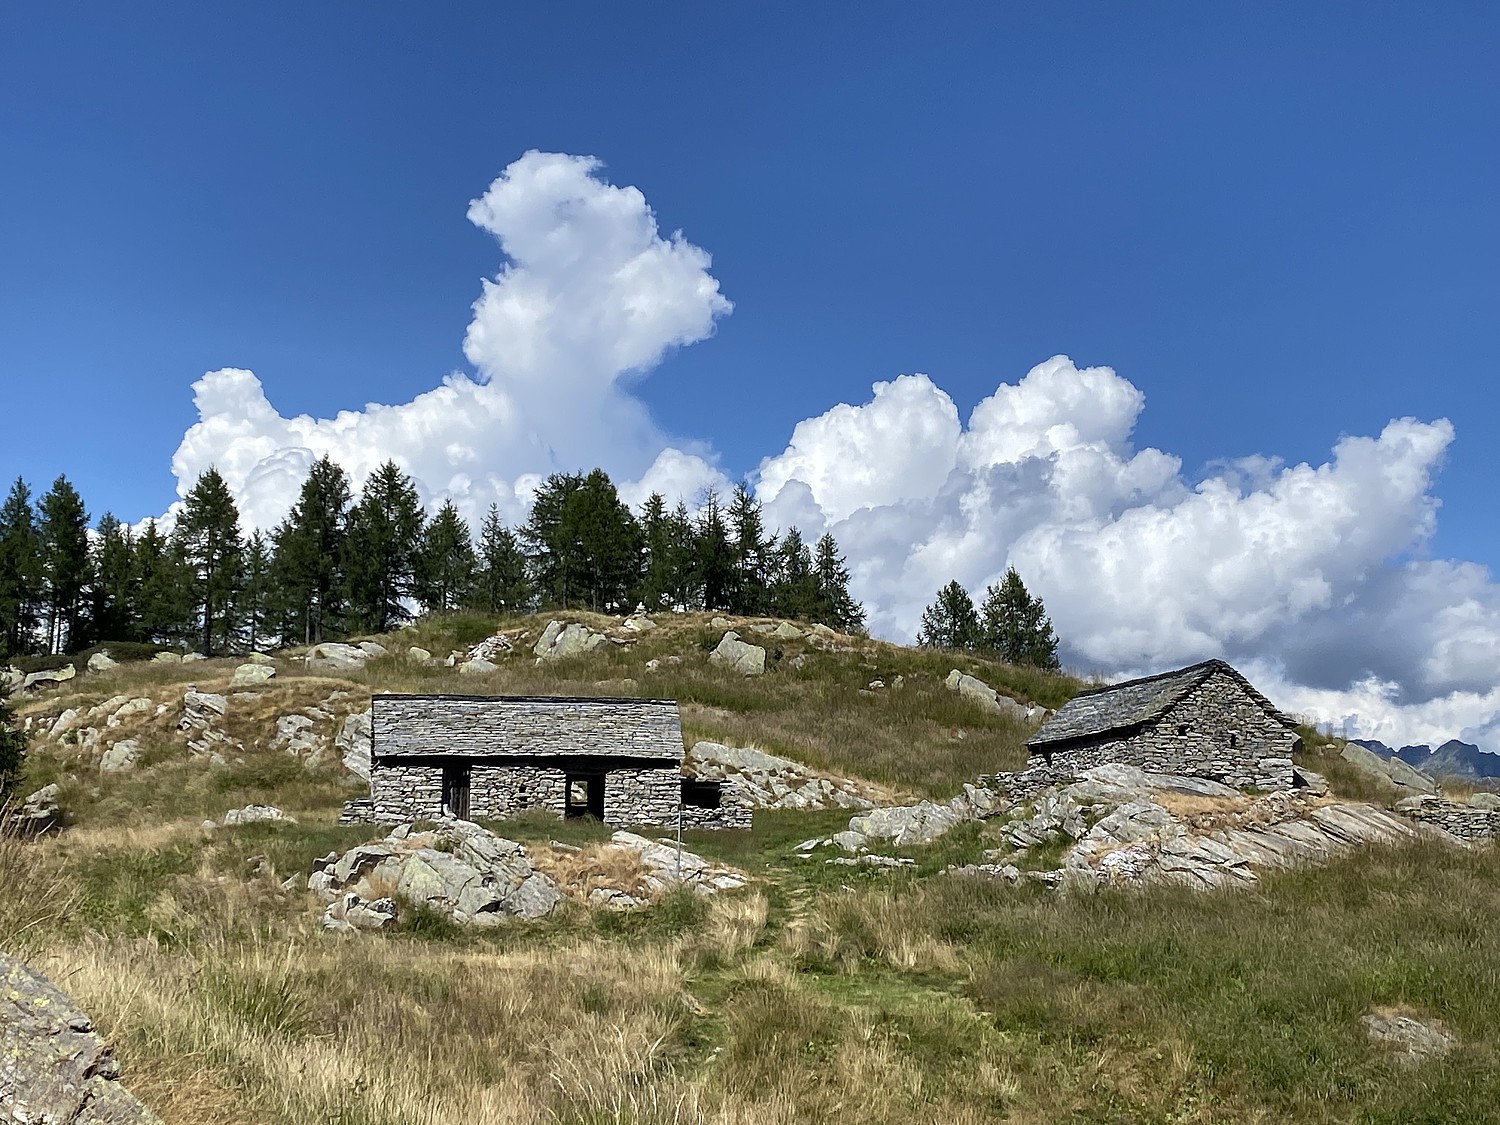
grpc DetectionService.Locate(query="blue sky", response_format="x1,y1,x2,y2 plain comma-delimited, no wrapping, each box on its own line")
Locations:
2,4,1497,746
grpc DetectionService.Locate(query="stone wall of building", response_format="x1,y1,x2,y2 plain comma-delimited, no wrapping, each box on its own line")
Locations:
373,695,684,761
603,768,680,826
680,777,754,831
1036,671,1297,790
471,763,567,818
370,761,445,822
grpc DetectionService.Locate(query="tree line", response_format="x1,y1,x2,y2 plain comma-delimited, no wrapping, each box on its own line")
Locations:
0,461,866,659
916,569,1061,669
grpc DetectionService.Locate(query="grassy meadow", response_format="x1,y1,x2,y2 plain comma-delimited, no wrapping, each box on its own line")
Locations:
4,611,1498,1123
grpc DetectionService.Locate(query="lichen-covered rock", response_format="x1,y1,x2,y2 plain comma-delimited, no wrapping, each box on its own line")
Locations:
311,819,562,929
217,804,295,828
23,663,75,690
86,651,119,673
944,669,1044,723
307,642,371,672
533,620,608,661
99,738,142,772
459,656,498,675
229,662,276,688
337,709,373,779
708,631,766,676
606,831,749,897
0,952,164,1123
1360,1011,1456,1062
1339,741,1437,794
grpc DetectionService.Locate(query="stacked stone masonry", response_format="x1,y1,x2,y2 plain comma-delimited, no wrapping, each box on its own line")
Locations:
360,694,749,830
1033,670,1297,791
1402,803,1498,840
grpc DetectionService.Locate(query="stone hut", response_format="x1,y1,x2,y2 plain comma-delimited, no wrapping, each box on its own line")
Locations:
356,693,748,829
1026,659,1301,790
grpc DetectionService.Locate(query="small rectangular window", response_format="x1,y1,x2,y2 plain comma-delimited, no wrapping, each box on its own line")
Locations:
681,778,722,809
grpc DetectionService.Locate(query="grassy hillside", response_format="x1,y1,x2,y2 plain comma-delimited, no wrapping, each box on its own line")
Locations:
5,611,1498,1124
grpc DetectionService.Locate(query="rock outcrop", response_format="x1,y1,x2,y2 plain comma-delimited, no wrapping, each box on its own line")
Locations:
533,620,608,661
1339,741,1438,795
582,831,750,909
86,651,119,674
337,709,373,779
229,662,276,688
687,741,880,810
309,818,562,930
708,631,766,676
0,952,163,1123
306,642,386,672
944,669,1046,723
23,664,75,691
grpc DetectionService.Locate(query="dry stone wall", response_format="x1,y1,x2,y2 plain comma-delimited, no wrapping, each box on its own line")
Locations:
604,768,680,826
1397,798,1499,840
1037,671,1296,790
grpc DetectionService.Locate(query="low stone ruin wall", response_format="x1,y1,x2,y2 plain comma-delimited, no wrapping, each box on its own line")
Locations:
1399,802,1498,840
679,777,754,831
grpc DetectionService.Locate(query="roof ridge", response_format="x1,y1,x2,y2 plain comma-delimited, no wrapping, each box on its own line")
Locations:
1071,658,1226,699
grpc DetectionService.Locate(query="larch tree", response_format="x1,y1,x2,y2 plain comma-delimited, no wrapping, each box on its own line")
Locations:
770,526,819,621
344,461,425,633
692,489,735,612
89,513,136,644
812,532,866,634
237,531,275,653
916,580,981,650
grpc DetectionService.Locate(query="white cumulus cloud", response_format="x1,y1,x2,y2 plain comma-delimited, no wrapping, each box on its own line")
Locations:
169,151,732,532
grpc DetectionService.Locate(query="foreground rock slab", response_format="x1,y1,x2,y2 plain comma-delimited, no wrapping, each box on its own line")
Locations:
708,630,766,676
1,952,163,1123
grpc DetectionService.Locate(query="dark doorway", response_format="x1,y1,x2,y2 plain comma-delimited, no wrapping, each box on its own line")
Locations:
565,773,605,820
681,778,722,809
442,762,471,820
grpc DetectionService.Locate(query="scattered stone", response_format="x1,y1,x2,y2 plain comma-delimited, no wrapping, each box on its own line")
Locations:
788,654,808,670
770,621,804,639
467,633,514,662
408,646,433,664
150,652,182,664
13,783,61,832
709,616,733,630
1360,1011,1456,1062
246,652,275,665
459,657,499,675
533,620,609,661
708,631,766,676
99,738,142,772
86,651,119,673
218,805,295,828
623,612,657,632
181,653,207,663
688,741,880,810
0,952,165,1123
607,830,750,897
105,697,154,727
357,641,389,660
307,642,371,672
271,714,318,756
808,623,837,639
644,658,661,672
229,662,276,688
826,854,916,869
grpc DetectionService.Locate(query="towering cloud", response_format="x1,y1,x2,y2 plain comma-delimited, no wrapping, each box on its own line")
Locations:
162,154,1500,752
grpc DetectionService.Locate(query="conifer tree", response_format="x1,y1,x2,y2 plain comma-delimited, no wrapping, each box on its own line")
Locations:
812,531,866,634
0,478,43,658
131,520,191,645
523,470,641,612
979,567,1061,669
38,475,90,653
727,482,776,615
770,526,820,620
237,531,274,653
916,580,981,649
664,500,697,610
174,468,244,656
0,695,24,804
472,505,531,615
344,461,425,633
89,514,135,643
692,489,735,612
521,472,584,607
636,493,675,611
417,500,476,613
273,456,351,644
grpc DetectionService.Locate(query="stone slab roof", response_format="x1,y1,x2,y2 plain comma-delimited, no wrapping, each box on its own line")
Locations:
1026,659,1294,750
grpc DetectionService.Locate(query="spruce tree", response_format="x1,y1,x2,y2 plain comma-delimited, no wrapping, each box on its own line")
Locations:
472,505,532,615
273,456,352,644
727,482,776,615
664,501,697,610
564,470,643,613
38,476,90,653
770,526,820,621
132,520,192,646
0,478,43,658
916,580,981,649
979,567,1061,669
174,468,244,656
636,493,674,611
416,500,476,614
692,489,735,612
344,461,425,633
521,472,584,607
89,514,135,643
812,532,866,634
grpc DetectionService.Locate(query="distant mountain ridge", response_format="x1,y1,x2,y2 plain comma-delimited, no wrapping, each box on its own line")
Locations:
1351,738,1500,782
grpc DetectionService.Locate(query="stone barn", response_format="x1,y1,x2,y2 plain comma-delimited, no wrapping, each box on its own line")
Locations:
1026,659,1301,790
357,693,748,829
